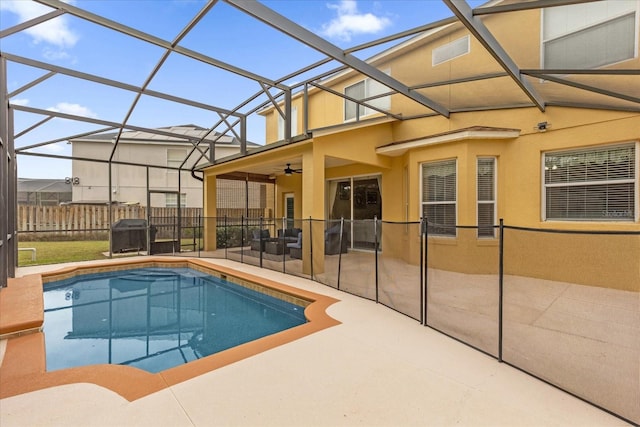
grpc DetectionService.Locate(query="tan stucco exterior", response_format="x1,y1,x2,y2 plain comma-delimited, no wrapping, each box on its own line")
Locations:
204,5,640,291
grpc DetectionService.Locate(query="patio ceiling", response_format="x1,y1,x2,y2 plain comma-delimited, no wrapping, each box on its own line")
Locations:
1,0,639,176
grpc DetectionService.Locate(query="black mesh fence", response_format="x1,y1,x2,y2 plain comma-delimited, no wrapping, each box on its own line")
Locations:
17,213,638,423
311,219,340,288
335,219,376,300
501,227,640,424
426,225,500,357
378,221,423,321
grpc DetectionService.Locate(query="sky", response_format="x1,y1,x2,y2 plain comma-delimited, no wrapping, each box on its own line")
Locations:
0,0,483,179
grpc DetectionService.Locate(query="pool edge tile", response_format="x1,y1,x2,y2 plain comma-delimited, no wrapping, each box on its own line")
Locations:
1,257,341,402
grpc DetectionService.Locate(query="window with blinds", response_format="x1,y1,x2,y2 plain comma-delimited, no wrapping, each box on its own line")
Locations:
344,70,391,121
543,143,636,221
477,158,496,238
165,193,186,208
422,159,456,236
543,2,637,69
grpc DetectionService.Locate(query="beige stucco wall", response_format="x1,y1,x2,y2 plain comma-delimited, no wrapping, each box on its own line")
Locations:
206,6,640,289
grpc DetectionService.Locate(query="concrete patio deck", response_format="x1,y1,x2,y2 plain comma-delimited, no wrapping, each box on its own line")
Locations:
0,258,632,426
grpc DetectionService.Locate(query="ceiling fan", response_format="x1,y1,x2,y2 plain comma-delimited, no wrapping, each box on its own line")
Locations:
283,163,302,176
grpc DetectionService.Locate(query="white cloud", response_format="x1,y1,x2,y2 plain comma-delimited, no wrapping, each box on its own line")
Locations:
1,1,79,49
10,98,30,106
47,102,98,119
43,47,71,61
43,142,65,153
321,0,391,42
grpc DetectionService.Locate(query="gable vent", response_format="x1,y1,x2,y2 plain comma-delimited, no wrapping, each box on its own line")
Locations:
433,35,470,66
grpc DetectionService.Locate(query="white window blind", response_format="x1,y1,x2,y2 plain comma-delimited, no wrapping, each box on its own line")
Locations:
344,70,391,121
477,158,496,238
544,144,636,221
345,81,365,121
543,2,637,69
422,159,457,236
165,193,186,208
432,35,470,66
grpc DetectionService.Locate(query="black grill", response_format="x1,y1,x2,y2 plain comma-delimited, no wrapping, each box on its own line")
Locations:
110,219,149,253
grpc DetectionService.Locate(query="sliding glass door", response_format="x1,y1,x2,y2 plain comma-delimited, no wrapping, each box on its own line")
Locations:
327,175,381,250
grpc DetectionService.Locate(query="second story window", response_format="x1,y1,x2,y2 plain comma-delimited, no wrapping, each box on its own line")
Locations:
344,70,391,122
543,1,637,69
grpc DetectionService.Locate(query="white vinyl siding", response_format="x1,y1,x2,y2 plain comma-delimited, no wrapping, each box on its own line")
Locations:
432,35,470,66
277,106,298,141
543,1,638,69
543,143,636,221
167,148,187,171
477,158,496,238
344,70,391,121
422,159,457,236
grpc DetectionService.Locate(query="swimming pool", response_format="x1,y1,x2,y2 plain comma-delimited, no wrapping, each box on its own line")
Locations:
43,266,307,373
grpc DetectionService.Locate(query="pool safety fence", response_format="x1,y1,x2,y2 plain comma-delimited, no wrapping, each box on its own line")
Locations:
14,214,640,424
206,216,640,425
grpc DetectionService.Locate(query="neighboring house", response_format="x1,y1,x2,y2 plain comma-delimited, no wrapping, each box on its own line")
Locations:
17,178,71,206
201,1,639,277
70,125,254,208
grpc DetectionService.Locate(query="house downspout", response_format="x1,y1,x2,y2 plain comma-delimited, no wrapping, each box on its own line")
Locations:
191,169,204,182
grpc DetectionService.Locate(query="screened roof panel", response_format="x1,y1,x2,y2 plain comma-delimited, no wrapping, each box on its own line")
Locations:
416,75,535,111
1,0,638,175
178,1,330,83
1,13,168,86
531,73,640,101
524,75,640,110
145,52,264,113
12,73,140,122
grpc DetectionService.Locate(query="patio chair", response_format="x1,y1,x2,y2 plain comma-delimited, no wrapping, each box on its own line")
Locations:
287,232,302,259
325,225,348,255
250,229,271,252
277,227,302,244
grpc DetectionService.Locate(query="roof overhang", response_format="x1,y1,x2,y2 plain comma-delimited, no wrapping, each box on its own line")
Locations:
376,126,520,157
312,116,397,139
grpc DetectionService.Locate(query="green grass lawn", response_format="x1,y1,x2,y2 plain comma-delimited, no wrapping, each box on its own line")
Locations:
18,240,112,266
17,239,203,267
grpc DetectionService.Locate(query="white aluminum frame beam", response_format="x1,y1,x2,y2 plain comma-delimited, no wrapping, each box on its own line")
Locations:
17,127,119,152
0,10,64,38
11,105,232,149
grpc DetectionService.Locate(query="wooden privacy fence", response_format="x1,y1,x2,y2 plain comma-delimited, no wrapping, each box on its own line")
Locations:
17,205,270,234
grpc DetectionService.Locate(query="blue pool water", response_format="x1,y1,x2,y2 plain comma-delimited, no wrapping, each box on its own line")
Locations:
43,267,306,373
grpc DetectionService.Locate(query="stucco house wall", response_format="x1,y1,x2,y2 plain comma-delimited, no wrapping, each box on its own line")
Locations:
204,2,640,291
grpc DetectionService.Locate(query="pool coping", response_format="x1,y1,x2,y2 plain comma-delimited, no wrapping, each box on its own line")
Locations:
0,258,341,401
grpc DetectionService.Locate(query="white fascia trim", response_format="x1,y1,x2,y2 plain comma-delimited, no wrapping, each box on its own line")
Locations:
376,129,520,156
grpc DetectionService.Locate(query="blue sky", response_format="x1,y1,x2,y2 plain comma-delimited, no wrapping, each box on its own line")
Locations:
1,0,481,179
